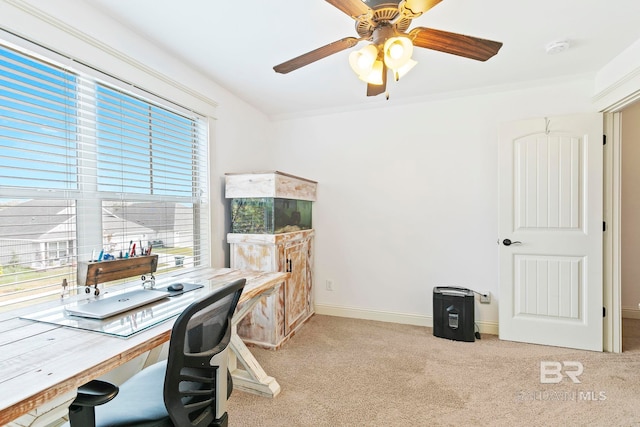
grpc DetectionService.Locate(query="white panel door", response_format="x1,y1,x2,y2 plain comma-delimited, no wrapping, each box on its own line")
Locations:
499,113,603,351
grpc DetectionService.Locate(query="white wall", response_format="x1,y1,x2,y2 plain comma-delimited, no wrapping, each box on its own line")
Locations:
622,101,640,317
211,98,274,267
271,78,597,330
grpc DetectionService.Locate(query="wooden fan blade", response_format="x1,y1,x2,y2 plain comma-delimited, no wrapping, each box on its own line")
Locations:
273,37,360,74
404,0,443,15
367,63,388,97
409,27,503,61
325,0,371,19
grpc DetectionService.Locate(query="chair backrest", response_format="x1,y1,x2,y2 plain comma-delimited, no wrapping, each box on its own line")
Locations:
163,278,245,426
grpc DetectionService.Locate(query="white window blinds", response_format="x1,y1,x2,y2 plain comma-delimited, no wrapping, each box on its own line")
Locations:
0,40,209,311
95,84,203,196
0,44,77,190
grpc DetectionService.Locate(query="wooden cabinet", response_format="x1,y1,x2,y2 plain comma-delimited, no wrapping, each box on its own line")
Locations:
225,171,317,350
228,230,314,349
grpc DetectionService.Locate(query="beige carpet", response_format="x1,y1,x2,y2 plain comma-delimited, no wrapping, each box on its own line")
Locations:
228,315,640,427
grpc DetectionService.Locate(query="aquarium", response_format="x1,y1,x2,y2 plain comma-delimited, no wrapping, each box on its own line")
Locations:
231,198,312,234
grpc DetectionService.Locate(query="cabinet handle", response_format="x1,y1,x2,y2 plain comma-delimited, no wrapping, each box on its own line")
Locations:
286,259,292,272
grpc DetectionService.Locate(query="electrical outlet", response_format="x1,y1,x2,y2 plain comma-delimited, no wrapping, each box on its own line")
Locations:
480,292,491,304
325,279,334,291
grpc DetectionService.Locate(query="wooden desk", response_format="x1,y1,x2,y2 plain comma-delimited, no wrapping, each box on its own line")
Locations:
0,268,288,426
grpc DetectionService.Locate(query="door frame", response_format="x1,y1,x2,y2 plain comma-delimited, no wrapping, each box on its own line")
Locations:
603,112,621,353
593,42,640,353
603,96,640,353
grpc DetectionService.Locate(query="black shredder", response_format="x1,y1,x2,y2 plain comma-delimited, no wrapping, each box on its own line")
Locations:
433,286,475,342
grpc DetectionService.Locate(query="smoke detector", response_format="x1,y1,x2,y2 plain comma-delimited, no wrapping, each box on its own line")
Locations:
546,40,570,54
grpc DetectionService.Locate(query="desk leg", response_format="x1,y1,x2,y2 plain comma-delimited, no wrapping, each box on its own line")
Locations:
229,288,281,398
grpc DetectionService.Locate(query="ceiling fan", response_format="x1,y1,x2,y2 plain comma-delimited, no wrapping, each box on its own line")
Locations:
273,0,503,97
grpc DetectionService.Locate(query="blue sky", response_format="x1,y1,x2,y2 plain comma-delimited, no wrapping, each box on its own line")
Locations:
0,43,197,196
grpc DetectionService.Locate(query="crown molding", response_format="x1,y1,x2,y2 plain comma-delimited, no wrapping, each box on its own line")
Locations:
592,65,640,112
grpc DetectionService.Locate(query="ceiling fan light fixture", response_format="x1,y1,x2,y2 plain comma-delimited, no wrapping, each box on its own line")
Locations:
383,36,414,75
393,58,417,81
349,44,378,76
273,0,503,97
357,59,384,85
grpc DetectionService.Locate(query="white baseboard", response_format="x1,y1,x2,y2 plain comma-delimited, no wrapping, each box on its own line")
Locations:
314,304,499,336
622,307,640,319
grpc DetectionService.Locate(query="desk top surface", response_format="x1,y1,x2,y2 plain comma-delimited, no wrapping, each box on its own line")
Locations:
0,268,288,425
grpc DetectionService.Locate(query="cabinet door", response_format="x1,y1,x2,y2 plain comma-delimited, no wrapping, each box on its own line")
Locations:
229,243,276,271
284,241,308,334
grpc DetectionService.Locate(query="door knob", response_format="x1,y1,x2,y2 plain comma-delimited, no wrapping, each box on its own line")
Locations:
502,239,522,246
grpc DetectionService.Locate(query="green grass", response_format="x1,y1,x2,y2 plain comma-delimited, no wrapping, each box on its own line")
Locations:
0,266,71,286
153,247,192,256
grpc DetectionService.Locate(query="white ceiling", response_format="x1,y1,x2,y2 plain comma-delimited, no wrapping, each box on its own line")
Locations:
82,0,640,119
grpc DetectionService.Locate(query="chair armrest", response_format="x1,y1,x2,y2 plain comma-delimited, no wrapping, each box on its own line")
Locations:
73,380,119,407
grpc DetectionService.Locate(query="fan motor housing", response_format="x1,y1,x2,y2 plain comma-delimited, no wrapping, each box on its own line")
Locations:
356,1,412,38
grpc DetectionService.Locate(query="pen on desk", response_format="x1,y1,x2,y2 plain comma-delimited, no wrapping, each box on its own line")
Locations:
139,240,143,256
130,243,136,257
97,249,104,262
147,244,152,256
91,249,96,262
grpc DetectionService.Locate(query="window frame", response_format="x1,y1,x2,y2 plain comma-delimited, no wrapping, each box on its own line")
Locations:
0,33,211,310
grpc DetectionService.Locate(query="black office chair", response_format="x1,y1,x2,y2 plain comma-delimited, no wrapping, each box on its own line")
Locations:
67,278,245,427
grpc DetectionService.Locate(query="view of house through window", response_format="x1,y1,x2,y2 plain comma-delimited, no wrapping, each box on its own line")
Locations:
0,199,77,309
102,200,198,272
0,39,209,311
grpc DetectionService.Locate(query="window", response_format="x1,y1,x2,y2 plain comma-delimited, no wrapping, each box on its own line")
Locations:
0,40,209,311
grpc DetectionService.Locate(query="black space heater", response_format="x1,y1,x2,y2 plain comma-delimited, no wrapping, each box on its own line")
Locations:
433,286,475,342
